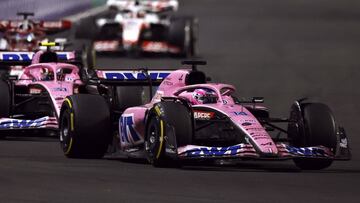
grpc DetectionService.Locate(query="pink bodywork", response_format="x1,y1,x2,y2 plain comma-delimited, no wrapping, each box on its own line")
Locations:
17,52,82,117
0,51,83,130
119,69,279,156
17,63,82,117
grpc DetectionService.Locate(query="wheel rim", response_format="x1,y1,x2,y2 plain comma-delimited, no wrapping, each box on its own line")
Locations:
60,111,72,154
145,118,160,160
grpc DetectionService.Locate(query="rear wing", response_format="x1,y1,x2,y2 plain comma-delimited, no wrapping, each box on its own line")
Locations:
0,51,81,66
90,60,208,86
90,69,173,86
0,19,71,32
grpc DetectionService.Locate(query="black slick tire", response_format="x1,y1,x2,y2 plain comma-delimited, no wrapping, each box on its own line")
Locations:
288,103,337,170
145,101,193,167
168,16,197,57
59,94,111,158
114,86,144,111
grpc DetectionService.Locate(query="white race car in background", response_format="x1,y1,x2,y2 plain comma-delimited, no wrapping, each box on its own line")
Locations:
107,0,179,12
76,0,198,57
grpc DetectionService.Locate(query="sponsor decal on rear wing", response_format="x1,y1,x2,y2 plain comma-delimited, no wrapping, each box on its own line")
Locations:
92,69,173,86
40,20,72,30
0,51,76,66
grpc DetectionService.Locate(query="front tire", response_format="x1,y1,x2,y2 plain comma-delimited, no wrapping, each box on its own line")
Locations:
60,94,111,158
145,101,193,167
288,102,337,170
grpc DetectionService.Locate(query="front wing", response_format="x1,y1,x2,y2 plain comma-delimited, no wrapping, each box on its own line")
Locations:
0,116,58,130
177,143,350,160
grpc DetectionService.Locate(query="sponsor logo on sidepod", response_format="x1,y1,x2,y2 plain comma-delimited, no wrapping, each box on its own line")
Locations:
193,111,215,120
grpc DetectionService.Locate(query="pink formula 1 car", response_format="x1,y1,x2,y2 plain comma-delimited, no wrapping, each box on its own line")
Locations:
59,61,351,170
0,47,84,138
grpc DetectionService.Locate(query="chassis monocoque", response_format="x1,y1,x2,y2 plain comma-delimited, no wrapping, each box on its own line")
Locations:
0,47,85,138
59,61,351,170
76,0,197,57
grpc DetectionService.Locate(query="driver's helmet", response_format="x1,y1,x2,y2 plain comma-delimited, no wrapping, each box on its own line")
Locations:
137,10,146,18
191,88,218,105
56,69,65,81
40,68,54,81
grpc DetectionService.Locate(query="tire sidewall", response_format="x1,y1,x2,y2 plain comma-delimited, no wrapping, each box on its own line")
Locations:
288,102,337,170
144,101,193,167
168,17,196,57
0,80,10,118
60,102,74,156
144,116,164,165
59,95,111,158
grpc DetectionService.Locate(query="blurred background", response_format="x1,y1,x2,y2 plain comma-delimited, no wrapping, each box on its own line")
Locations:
0,0,106,19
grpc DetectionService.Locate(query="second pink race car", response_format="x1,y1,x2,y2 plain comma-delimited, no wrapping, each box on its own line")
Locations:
0,44,85,138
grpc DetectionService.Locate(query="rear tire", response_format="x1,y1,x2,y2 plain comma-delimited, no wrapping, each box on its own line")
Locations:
75,18,98,39
288,103,337,170
0,68,9,80
114,86,145,111
59,94,111,158
0,80,10,139
96,23,122,40
82,42,96,69
145,101,193,167
168,16,197,57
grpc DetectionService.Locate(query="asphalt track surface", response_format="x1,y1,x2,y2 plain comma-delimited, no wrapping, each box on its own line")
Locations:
1,0,360,202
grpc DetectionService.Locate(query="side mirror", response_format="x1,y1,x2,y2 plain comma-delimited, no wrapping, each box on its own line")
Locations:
8,75,18,80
